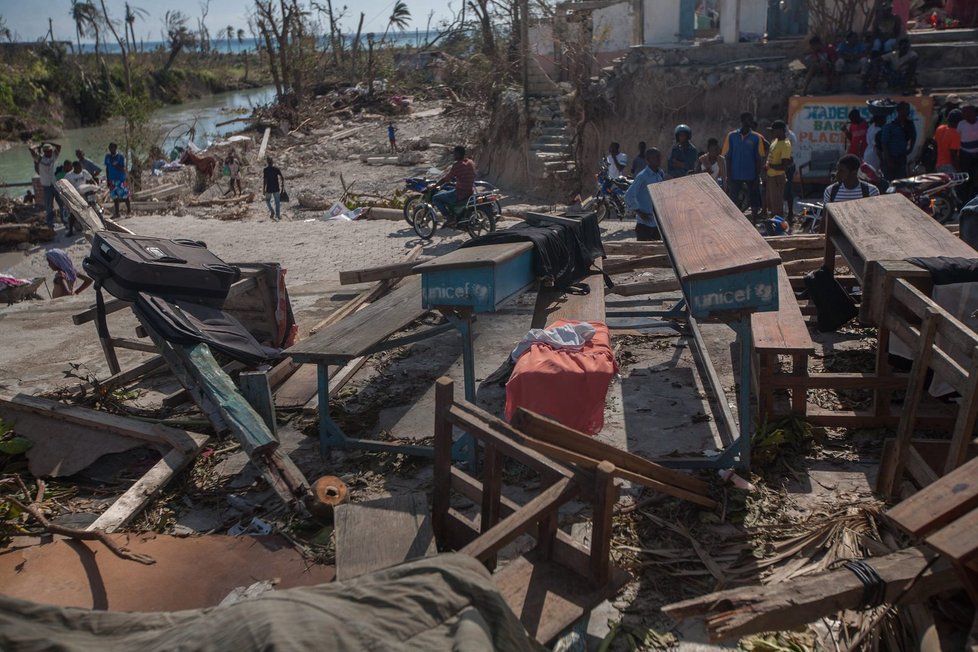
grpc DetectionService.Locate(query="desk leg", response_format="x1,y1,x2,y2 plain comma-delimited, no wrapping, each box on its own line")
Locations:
441,307,477,469
823,215,837,271
734,318,752,471
317,364,347,457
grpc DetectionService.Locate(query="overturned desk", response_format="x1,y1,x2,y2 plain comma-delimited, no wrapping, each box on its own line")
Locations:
650,174,781,469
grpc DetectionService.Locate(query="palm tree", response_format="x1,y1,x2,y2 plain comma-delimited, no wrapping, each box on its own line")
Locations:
0,16,11,43
380,1,411,46
124,3,148,54
237,28,249,80
225,25,234,53
70,1,98,54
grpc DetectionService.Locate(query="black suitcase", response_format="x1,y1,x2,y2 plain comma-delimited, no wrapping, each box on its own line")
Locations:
84,232,240,306
804,266,858,332
134,293,276,366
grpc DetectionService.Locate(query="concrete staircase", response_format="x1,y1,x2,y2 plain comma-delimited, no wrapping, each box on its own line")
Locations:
525,57,576,189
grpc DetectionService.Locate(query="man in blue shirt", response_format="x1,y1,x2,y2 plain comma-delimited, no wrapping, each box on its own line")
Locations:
880,101,916,180
722,112,765,221
104,142,132,218
624,147,666,241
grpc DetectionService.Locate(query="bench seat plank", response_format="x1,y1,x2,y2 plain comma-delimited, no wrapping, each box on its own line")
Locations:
886,455,978,538
648,175,781,283
532,262,606,328
414,242,533,273
287,277,424,364
751,266,815,353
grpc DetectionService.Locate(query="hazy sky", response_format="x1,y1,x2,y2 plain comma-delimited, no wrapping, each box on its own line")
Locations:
2,0,458,43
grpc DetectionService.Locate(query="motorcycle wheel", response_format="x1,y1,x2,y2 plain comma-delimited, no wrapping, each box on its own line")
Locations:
466,207,497,239
402,195,419,225
931,196,954,224
583,198,608,223
413,204,438,239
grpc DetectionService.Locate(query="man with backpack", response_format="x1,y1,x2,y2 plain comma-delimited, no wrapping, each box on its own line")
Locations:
823,154,880,204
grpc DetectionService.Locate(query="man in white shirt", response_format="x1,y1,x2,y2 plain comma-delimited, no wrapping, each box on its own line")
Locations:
62,160,94,237
30,142,61,228
605,142,628,178
823,154,880,204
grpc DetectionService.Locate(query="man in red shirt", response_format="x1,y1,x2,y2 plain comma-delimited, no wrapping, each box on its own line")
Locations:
935,109,963,173
433,145,476,223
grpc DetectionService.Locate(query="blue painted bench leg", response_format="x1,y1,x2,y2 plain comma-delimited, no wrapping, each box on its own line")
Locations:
317,364,348,457
443,309,477,470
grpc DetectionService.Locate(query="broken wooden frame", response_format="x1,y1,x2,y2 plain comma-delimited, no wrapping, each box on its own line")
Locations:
432,376,629,645
0,394,209,532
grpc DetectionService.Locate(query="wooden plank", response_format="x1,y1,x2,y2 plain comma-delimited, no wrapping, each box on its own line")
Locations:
239,371,278,439
946,346,978,474
461,477,578,562
511,408,710,496
432,377,454,544
414,242,534,273
925,506,978,564
886,455,978,538
906,444,939,488
334,493,436,580
163,361,246,408
605,278,680,297
257,127,271,159
0,394,198,454
273,364,321,409
805,406,956,429
663,546,955,643
533,265,606,328
300,356,369,415
338,258,431,285
603,254,671,275
68,355,168,399
288,277,425,363
589,461,616,586
87,431,210,533
766,372,908,390
750,266,816,353
648,174,780,282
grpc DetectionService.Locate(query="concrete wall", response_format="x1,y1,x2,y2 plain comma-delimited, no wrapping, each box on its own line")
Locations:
528,22,557,77
593,2,636,52
644,0,682,45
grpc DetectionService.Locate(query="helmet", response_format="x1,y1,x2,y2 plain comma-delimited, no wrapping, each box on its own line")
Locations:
675,124,692,138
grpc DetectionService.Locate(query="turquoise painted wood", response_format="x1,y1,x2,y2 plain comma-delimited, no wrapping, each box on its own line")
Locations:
420,246,535,312
684,266,780,320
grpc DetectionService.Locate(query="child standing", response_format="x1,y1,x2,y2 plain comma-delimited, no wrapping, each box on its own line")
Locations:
387,122,398,154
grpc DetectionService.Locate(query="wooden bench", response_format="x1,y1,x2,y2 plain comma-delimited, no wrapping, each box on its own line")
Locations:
751,266,816,420
287,276,452,457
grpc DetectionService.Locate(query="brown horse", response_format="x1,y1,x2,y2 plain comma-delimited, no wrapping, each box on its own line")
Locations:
180,149,218,178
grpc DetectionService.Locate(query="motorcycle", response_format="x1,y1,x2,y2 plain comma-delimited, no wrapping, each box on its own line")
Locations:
411,181,501,239
76,182,106,223
582,160,631,223
860,163,969,224
400,176,498,226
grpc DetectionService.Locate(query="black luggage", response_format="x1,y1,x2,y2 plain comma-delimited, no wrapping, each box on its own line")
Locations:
133,293,276,366
84,232,240,306
804,266,858,332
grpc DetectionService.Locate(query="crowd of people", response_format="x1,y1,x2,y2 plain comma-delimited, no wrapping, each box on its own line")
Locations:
802,0,920,95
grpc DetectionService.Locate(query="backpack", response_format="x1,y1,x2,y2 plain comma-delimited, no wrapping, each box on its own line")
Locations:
804,266,858,332
828,181,873,202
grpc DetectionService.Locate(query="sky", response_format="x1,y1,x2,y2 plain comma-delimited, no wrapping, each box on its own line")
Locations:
1,0,457,43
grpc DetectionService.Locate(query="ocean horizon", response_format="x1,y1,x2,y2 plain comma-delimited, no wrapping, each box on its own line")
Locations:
75,31,448,55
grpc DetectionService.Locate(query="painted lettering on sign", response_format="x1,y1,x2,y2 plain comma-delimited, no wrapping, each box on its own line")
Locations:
427,282,491,303
691,282,774,312
788,95,933,176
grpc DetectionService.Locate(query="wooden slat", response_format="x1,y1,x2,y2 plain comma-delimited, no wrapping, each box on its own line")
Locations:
603,254,671,275
886,456,978,538
925,506,978,564
338,258,430,285
334,493,436,580
766,372,907,390
604,278,680,297
414,242,533,273
532,265,606,328
511,408,710,496
751,266,816,353
87,431,209,533
288,277,425,364
461,476,578,562
648,174,780,282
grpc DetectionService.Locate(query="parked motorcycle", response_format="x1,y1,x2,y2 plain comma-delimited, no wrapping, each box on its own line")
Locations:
411,181,501,239
582,160,631,223
860,163,969,224
400,177,498,226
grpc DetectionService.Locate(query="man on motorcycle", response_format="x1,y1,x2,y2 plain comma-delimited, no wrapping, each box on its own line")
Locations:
624,147,666,241
668,124,698,178
432,145,476,223
606,142,629,178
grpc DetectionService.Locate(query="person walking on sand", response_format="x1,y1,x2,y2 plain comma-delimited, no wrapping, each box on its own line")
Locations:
29,142,61,229
224,150,242,196
104,142,132,218
388,122,398,154
262,156,285,221
46,249,92,298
